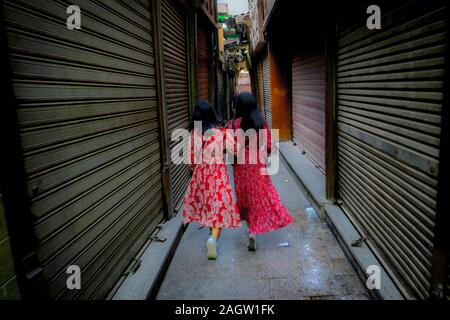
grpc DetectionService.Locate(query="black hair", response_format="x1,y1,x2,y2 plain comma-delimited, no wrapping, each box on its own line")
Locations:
236,92,265,131
192,100,220,134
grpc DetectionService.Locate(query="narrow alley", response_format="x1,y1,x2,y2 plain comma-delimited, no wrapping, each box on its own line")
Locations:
0,0,449,303
157,161,369,300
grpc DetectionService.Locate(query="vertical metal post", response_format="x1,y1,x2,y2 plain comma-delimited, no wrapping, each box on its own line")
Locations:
187,6,197,122
151,0,173,218
325,10,338,202
0,3,46,299
430,4,450,300
194,12,199,105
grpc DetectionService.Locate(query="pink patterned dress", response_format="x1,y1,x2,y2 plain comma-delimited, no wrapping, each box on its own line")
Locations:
227,118,293,234
182,127,241,229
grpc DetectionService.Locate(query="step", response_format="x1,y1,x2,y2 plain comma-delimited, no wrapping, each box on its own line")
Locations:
110,212,186,300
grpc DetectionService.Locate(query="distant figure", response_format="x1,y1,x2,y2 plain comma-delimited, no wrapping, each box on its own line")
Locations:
182,101,241,260
227,92,293,251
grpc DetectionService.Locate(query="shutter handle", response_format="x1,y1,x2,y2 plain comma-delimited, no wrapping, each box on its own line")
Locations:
31,181,41,197
150,236,167,242
351,236,367,247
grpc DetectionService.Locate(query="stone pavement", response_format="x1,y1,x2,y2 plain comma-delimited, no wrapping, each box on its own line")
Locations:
156,160,370,300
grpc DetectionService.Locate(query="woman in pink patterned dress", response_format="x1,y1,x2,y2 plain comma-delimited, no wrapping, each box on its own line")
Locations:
227,92,293,251
182,101,241,260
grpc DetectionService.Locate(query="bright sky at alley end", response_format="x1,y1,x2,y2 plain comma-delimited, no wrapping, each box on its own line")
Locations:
218,0,249,15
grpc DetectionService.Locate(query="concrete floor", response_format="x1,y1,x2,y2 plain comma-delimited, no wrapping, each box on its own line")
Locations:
156,161,370,300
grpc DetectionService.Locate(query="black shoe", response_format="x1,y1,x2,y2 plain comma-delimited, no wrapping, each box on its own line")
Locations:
247,236,256,251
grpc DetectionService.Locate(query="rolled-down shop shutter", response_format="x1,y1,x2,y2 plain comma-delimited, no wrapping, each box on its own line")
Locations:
161,0,191,211
262,47,272,127
3,0,164,299
197,23,210,102
292,46,326,171
257,60,265,116
217,67,226,119
336,3,447,299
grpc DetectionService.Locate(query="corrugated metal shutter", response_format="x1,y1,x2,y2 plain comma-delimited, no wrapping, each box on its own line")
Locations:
257,60,265,116
336,3,447,299
262,47,272,127
217,67,225,119
3,0,164,299
197,24,210,101
292,47,326,170
161,0,191,211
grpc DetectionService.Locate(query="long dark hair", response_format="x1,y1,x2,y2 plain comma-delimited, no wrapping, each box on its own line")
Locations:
192,100,220,134
236,92,265,131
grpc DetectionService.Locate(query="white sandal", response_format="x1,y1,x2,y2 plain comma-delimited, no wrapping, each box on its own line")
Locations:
207,237,217,260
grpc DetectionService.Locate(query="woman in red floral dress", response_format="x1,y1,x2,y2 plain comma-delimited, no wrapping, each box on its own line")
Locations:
227,92,293,251
182,101,241,260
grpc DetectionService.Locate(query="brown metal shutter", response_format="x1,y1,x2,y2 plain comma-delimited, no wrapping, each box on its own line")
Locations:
161,0,191,212
262,47,272,127
197,24,210,101
292,47,326,170
336,3,447,299
2,0,164,299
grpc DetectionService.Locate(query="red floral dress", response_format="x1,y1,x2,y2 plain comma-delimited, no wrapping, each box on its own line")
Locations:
227,118,293,234
182,127,241,229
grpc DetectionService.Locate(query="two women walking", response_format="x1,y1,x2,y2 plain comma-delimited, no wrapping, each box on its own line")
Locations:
182,93,292,259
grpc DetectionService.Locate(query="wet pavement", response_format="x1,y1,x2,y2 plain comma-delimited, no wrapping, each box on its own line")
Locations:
156,160,370,300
